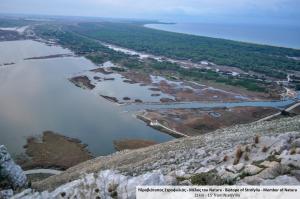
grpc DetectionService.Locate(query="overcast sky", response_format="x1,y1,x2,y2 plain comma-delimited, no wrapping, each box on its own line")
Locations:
1,0,299,24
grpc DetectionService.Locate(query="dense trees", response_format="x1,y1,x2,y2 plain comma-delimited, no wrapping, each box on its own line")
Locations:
35,25,129,64
70,22,300,79
34,24,271,92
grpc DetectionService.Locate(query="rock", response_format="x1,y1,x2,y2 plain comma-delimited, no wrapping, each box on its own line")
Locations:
179,180,192,186
0,189,14,199
243,164,263,176
280,153,300,169
259,161,279,168
195,149,206,157
226,163,244,173
164,175,177,185
271,135,290,153
195,165,215,174
216,166,239,183
247,146,270,162
13,170,174,199
290,170,300,181
239,176,264,185
121,171,170,198
292,138,300,148
219,171,239,183
174,170,185,177
235,181,250,186
257,162,287,179
12,189,34,198
200,154,219,165
271,132,300,154
260,175,300,185
0,145,27,188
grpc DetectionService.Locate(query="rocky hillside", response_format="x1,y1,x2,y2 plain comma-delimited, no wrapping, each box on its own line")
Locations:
8,116,300,198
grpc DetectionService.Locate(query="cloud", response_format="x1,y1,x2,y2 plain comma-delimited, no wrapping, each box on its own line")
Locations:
0,0,299,23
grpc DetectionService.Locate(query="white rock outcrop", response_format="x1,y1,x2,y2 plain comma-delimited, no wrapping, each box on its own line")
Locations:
13,170,173,199
0,145,27,189
260,175,300,185
0,189,14,199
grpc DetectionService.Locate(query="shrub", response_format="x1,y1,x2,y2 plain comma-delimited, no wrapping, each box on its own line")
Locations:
262,146,268,152
290,147,296,155
223,155,228,162
233,146,243,165
244,153,250,161
191,171,225,185
254,135,259,144
245,145,251,152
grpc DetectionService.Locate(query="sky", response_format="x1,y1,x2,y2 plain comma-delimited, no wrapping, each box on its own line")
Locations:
1,0,300,25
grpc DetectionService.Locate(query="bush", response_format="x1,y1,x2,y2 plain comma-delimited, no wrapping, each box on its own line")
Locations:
191,171,225,185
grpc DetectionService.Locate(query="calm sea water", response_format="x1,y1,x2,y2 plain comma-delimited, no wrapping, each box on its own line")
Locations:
0,40,172,157
146,23,300,49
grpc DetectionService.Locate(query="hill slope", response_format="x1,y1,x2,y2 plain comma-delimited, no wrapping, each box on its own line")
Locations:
12,115,298,197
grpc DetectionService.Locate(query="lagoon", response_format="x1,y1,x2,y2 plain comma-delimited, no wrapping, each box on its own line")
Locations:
0,40,173,157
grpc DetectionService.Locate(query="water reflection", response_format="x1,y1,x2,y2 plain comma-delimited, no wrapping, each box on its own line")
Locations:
0,40,173,157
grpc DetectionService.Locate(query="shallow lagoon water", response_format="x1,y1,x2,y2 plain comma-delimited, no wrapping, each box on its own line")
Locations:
0,40,298,158
80,70,174,103
0,40,173,157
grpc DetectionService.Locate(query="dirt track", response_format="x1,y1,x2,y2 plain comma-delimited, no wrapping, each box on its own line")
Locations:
138,106,279,136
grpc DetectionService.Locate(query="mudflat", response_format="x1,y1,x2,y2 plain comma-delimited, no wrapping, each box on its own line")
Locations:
69,75,95,90
138,106,280,136
113,139,157,151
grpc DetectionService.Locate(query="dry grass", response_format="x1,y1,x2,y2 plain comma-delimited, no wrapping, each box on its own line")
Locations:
254,135,260,144
290,147,296,155
233,146,243,165
245,145,251,152
223,155,228,162
244,153,250,161
262,146,268,152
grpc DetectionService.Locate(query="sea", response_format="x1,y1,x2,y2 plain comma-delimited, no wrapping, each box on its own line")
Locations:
145,23,300,49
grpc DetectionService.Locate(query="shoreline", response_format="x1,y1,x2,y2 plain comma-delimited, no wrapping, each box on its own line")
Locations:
136,113,187,138
135,105,300,137
144,23,300,50
113,139,157,151
68,63,298,107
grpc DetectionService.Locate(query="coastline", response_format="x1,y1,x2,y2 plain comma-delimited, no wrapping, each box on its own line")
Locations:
1,22,299,170
144,23,300,50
